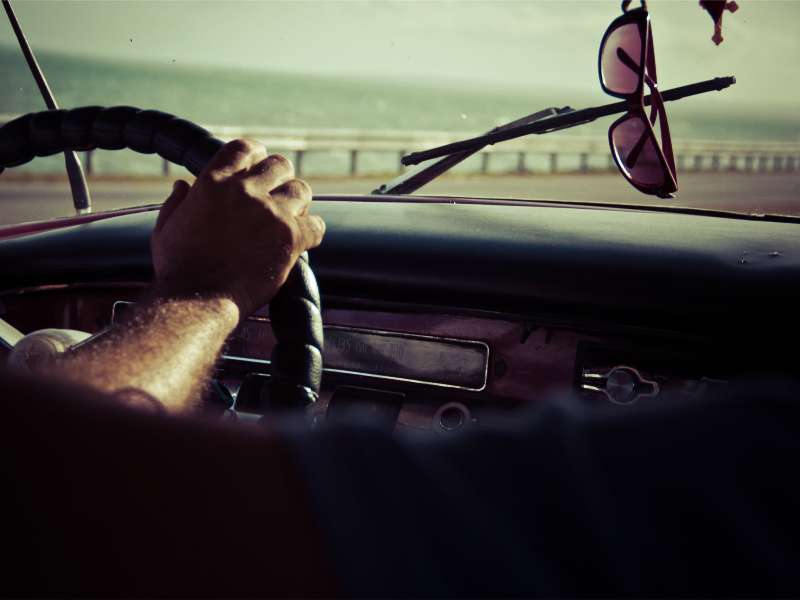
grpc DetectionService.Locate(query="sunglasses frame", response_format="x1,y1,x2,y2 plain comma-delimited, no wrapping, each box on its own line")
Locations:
598,7,678,198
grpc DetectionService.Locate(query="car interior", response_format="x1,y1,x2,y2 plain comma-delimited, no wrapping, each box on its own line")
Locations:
3,141,799,429
1,0,799,594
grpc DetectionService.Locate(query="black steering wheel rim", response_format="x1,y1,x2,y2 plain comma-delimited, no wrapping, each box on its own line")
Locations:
0,106,323,410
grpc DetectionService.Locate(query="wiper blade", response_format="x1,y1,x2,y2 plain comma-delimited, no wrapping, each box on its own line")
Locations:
398,76,736,170
374,106,574,195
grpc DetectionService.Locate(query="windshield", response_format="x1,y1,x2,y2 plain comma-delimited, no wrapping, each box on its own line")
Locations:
1,0,798,224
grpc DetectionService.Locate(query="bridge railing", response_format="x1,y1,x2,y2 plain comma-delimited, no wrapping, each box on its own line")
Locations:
2,115,799,177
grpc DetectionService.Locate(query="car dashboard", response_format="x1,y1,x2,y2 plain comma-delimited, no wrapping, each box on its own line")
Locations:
1,195,799,433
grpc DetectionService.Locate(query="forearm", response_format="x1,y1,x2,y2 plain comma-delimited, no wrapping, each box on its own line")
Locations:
57,292,239,413
53,141,322,413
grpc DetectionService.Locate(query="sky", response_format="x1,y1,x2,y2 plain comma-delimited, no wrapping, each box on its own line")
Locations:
1,0,798,111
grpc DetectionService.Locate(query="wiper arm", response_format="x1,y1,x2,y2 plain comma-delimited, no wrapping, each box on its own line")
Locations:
3,0,92,214
373,106,574,195
394,76,736,176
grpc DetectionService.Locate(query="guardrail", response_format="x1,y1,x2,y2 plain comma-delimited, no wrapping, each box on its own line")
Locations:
2,115,799,177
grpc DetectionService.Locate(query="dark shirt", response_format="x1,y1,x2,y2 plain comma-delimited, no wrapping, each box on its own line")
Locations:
287,381,800,596
2,371,798,596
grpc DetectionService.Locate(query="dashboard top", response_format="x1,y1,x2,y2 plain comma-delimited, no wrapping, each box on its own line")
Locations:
1,195,799,336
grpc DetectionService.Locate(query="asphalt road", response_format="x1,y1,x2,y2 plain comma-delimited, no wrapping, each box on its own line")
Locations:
1,172,798,225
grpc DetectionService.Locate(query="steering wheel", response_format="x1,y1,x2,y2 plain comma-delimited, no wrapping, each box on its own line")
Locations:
0,106,323,411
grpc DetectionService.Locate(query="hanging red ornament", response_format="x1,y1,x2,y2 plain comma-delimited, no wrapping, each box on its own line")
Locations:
699,0,739,45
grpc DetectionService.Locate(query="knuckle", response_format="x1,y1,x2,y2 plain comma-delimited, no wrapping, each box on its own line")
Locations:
305,217,325,247
284,178,312,198
312,215,326,237
200,169,224,185
264,153,292,173
225,138,260,155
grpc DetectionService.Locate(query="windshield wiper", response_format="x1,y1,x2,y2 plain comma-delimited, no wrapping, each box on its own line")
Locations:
373,106,574,195
374,76,735,196
3,0,92,214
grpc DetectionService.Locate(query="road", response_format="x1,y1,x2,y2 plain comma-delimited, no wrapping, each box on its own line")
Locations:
1,172,798,225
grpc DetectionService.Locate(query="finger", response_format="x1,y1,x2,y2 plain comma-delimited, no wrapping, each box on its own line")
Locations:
204,138,267,180
270,178,312,217
154,179,191,233
295,214,326,251
243,154,294,195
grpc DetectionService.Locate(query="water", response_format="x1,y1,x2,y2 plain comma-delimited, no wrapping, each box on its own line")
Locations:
2,46,798,177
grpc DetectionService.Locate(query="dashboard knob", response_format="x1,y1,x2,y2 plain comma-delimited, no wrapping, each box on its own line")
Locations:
581,365,659,405
434,402,471,434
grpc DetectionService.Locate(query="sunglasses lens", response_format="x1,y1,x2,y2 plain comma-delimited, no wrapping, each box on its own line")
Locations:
600,23,642,95
610,114,666,188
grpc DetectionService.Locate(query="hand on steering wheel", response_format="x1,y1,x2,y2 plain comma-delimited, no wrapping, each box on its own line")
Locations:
151,138,325,319
0,107,326,410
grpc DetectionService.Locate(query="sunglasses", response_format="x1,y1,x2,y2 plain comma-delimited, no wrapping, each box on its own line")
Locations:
599,6,678,198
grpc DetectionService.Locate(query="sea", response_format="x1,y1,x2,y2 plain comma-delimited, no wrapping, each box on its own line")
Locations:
2,46,798,178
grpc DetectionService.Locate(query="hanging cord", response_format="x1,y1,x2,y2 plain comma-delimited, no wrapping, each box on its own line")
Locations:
2,0,92,214
622,0,648,12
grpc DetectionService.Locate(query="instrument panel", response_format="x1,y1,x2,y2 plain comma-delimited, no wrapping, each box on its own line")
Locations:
0,284,731,434
229,318,491,392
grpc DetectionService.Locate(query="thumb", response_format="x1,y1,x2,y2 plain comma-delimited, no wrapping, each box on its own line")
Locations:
154,179,191,233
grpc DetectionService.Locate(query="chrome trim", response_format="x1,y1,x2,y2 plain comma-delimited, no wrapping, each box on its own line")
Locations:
222,358,490,393
226,323,491,392
68,327,110,351
111,300,134,324
327,366,486,391
221,355,269,366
